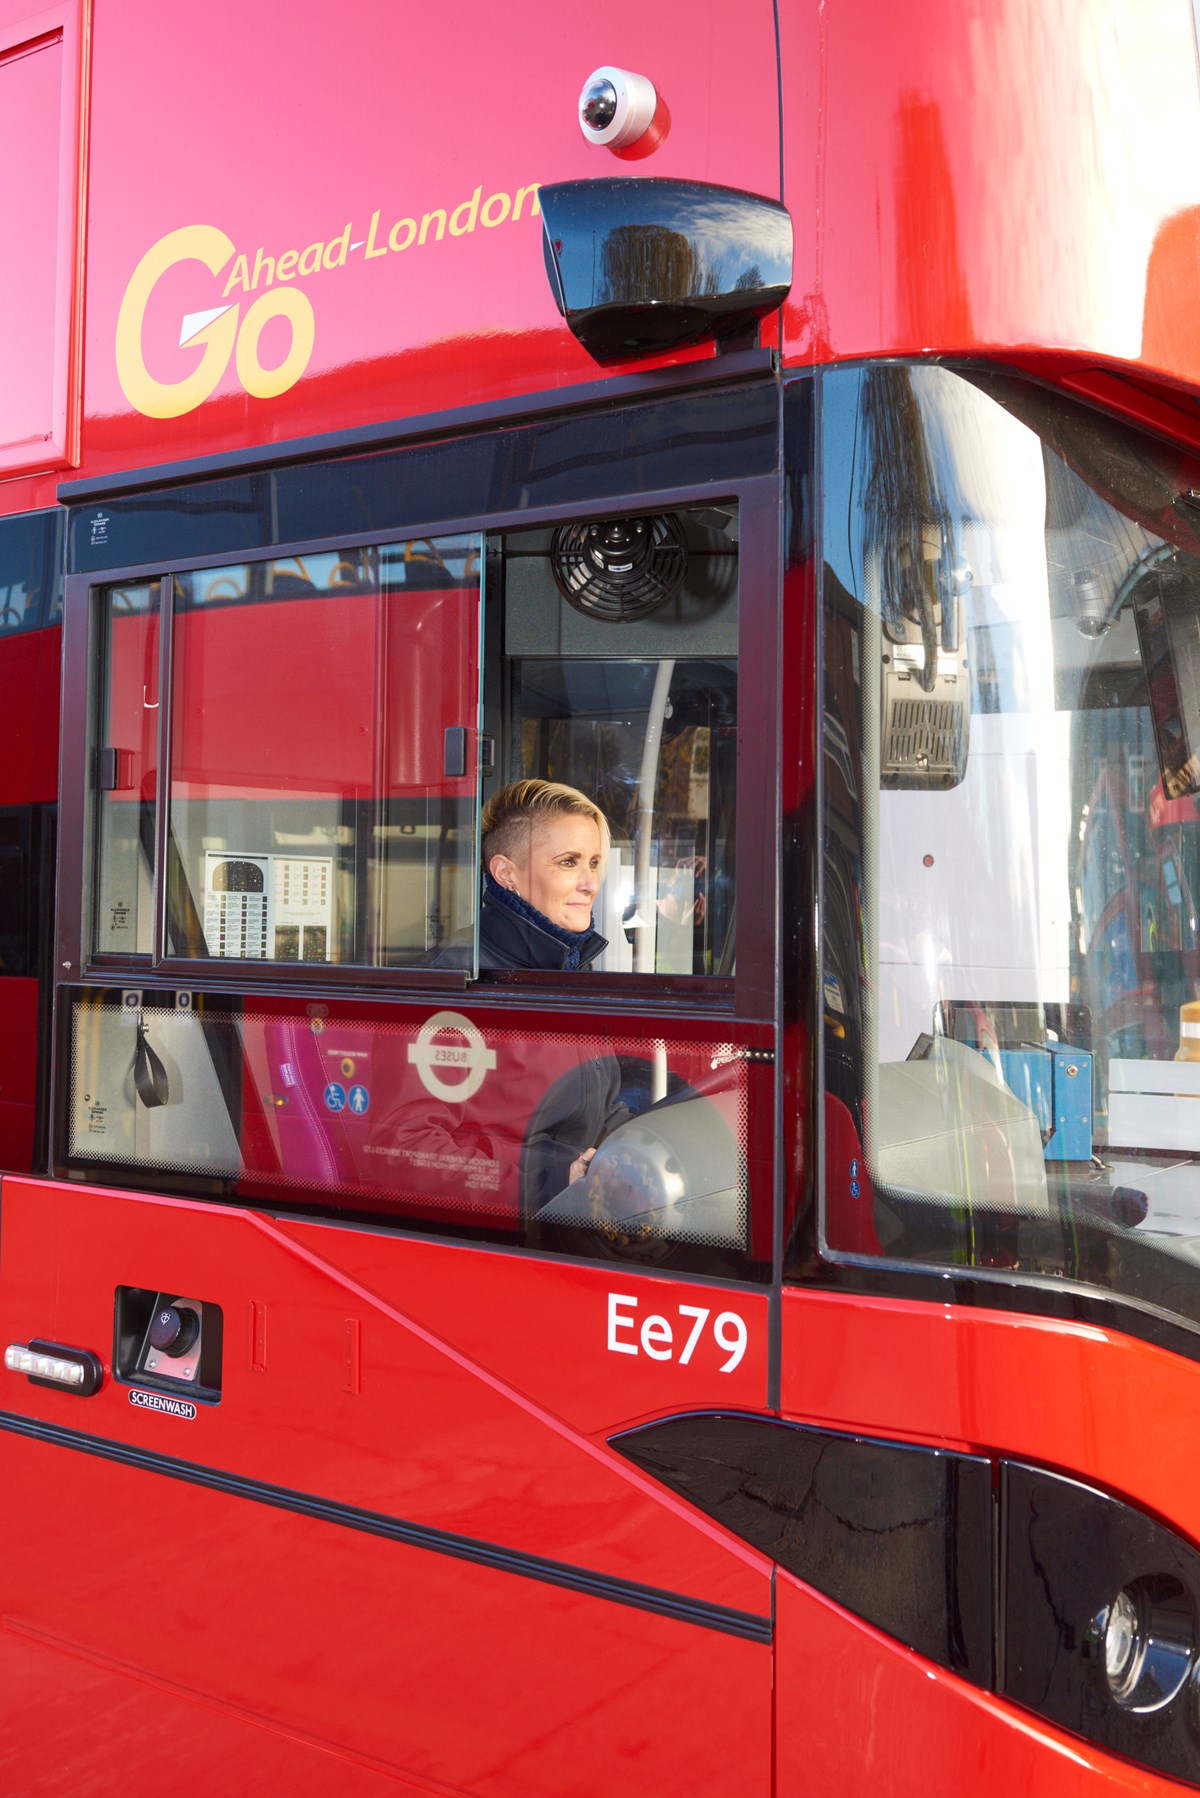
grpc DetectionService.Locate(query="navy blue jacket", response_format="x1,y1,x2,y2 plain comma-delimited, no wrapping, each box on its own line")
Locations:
421,879,630,1212
429,875,609,972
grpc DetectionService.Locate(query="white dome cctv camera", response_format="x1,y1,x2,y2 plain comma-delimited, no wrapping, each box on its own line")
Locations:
578,66,658,148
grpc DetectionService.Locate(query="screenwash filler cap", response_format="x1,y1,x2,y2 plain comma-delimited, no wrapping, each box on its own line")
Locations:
539,177,793,364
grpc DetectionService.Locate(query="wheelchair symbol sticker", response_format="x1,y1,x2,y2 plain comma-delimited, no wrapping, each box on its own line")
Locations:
324,1083,346,1113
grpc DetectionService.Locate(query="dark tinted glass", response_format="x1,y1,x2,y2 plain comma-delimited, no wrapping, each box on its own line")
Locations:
0,508,62,633
66,384,777,574
0,807,30,973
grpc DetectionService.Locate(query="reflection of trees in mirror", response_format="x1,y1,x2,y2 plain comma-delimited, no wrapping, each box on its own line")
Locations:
598,226,723,306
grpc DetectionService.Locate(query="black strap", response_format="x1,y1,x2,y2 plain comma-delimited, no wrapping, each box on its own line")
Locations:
133,1019,169,1109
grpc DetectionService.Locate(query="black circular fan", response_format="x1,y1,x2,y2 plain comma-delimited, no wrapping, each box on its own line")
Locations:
551,513,687,621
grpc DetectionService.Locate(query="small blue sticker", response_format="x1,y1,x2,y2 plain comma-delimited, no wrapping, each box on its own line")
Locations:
849,1157,859,1180
850,1180,861,1199
347,1084,370,1115
324,1082,346,1113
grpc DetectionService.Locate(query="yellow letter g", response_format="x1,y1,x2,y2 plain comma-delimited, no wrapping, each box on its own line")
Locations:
115,225,239,419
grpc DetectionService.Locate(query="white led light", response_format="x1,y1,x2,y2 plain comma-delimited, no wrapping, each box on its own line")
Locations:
5,1342,91,1389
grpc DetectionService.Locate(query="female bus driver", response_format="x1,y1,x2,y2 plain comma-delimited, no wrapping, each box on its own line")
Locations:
423,779,632,1207
474,778,611,972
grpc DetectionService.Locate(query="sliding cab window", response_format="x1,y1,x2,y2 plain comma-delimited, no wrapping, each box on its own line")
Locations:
92,537,484,972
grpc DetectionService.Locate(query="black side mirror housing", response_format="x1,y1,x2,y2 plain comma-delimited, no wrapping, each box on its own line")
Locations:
540,177,793,365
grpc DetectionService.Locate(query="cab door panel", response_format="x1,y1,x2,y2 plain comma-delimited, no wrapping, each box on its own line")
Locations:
0,1431,770,1796
0,1176,772,1793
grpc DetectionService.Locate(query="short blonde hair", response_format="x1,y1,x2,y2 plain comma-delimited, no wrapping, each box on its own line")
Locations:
482,779,611,868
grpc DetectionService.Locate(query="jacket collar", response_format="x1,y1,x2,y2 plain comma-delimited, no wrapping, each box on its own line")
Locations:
482,873,607,970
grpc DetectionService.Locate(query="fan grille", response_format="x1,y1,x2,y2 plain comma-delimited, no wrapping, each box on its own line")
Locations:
551,514,687,621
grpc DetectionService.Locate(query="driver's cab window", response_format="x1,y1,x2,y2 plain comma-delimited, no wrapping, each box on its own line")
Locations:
91,507,739,983
496,506,738,978
73,502,753,1271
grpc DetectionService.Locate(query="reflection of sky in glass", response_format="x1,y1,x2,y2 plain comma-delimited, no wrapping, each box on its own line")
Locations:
828,365,1170,719
552,186,792,306
829,368,1104,1060
919,374,1050,717
822,365,864,597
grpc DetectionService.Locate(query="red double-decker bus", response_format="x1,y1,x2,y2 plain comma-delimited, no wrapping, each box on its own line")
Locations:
7,1,1200,1791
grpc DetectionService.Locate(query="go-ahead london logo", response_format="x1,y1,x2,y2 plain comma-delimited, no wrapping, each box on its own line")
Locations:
115,181,542,420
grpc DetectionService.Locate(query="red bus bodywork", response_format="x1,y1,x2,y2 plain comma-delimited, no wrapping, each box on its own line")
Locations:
2,1,1200,1791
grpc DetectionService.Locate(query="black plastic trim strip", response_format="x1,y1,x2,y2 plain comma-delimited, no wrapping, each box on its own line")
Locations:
56,349,778,504
613,1411,993,1682
0,1409,771,1644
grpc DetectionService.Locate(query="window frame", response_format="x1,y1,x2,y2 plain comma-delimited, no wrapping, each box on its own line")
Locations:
58,467,781,1021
